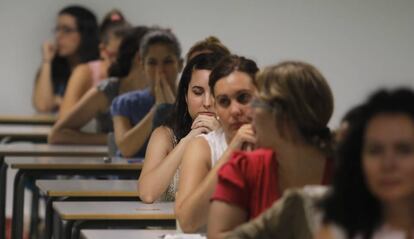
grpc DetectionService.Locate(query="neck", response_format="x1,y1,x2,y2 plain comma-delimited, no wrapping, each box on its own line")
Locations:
275,140,327,192
383,200,414,232
119,67,148,94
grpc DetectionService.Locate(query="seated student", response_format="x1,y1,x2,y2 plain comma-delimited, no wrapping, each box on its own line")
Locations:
151,35,231,128
316,89,414,239
33,5,99,113
185,36,230,61
138,53,224,203
207,61,334,238
175,55,259,232
111,29,183,158
58,9,131,117
48,26,150,145
224,186,329,239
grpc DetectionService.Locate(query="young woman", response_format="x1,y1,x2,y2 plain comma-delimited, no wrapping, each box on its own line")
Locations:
48,26,150,145
58,9,131,117
33,5,99,112
175,55,259,232
111,29,183,158
207,61,335,238
138,53,224,203
317,89,414,239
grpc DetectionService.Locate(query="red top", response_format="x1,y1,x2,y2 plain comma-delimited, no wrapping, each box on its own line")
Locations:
211,148,332,219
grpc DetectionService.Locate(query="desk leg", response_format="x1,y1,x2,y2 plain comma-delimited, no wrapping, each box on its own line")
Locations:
29,186,39,239
11,170,27,239
0,156,7,239
43,197,56,239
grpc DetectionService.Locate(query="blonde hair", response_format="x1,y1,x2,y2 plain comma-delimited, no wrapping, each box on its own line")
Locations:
257,61,334,151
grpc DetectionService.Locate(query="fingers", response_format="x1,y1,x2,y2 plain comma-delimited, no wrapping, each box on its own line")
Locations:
229,124,257,150
191,115,219,131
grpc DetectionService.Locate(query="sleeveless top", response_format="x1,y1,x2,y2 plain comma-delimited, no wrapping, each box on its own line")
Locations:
159,127,180,202
87,60,104,86
198,128,228,167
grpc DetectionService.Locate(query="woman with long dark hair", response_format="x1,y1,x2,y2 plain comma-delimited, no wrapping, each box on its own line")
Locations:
317,88,414,239
48,26,150,145
138,53,224,203
33,5,99,112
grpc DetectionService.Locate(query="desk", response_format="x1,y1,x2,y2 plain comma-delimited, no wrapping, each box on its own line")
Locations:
36,179,140,239
4,156,141,239
0,143,107,157
36,179,139,197
54,201,175,239
0,144,107,239
0,125,51,142
0,114,56,125
81,229,177,239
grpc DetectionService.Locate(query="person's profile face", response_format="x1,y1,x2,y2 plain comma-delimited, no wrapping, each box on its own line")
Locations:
54,14,81,57
362,113,414,204
186,69,215,119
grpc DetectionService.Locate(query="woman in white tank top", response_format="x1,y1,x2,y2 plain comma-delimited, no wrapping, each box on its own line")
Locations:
137,53,223,203
176,55,259,232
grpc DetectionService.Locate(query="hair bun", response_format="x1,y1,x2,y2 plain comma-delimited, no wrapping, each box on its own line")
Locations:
110,13,122,21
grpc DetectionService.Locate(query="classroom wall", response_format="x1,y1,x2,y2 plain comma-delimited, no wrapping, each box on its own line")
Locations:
0,0,413,127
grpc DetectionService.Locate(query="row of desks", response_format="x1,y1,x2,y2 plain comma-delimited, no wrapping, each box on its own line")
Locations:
0,115,186,239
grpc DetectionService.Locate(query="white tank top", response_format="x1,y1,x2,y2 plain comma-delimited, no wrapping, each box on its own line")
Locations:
199,128,228,167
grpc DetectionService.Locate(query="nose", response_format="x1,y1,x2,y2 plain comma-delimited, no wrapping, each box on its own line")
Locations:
229,100,242,116
203,93,212,109
381,149,397,170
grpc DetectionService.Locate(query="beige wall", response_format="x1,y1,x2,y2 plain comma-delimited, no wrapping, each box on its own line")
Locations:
1,0,413,127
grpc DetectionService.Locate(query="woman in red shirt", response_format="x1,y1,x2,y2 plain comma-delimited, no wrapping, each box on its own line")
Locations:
208,61,334,238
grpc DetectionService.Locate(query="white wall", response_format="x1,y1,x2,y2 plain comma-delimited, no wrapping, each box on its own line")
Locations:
1,0,413,127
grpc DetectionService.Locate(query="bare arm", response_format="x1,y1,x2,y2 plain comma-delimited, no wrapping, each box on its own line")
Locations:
112,107,156,158
138,124,210,203
48,87,108,145
175,124,257,232
208,201,247,239
33,42,59,112
58,64,93,118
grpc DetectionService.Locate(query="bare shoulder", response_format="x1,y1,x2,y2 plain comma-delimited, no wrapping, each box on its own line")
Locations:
183,136,211,166
148,126,174,149
73,63,92,76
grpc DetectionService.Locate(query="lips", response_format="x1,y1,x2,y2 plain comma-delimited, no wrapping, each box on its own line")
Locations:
198,112,216,117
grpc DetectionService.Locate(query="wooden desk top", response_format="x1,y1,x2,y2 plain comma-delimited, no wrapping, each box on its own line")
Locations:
81,229,178,239
0,143,107,157
36,179,139,197
0,114,56,125
5,157,143,170
0,124,51,139
53,201,175,220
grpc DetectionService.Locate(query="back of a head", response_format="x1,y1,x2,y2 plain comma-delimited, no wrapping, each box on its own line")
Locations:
139,28,182,60
59,5,99,62
186,36,231,61
99,9,131,44
256,61,334,147
108,26,150,78
209,54,259,95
